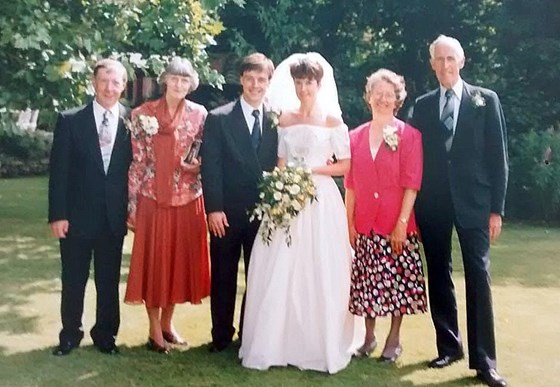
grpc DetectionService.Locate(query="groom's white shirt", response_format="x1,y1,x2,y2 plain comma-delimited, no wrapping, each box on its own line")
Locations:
240,96,263,135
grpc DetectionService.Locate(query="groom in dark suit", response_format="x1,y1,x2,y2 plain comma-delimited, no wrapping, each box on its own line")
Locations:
411,36,508,387
201,53,277,352
49,58,131,356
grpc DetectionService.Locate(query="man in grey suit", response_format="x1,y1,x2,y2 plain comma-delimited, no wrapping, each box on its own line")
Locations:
201,53,278,352
411,35,508,387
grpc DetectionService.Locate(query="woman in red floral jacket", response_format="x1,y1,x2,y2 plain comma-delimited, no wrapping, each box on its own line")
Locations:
125,58,210,353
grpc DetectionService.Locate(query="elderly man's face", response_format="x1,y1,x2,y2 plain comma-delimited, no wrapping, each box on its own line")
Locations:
430,43,465,89
92,67,126,109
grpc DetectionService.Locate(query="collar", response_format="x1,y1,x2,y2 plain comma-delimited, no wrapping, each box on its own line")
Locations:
439,78,463,102
93,99,120,118
240,96,263,118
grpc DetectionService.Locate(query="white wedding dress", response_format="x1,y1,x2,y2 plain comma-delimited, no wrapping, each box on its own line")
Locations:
239,124,361,374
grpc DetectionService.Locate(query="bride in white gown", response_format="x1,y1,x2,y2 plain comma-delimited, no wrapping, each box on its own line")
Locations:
239,53,362,374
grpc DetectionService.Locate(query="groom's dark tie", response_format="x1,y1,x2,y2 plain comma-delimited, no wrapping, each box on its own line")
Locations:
251,109,261,150
441,89,454,151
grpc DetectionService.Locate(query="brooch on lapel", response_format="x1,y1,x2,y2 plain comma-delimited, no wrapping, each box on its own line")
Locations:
383,124,399,151
471,91,486,108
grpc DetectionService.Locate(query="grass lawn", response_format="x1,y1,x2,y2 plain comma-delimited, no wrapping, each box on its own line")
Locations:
0,176,558,386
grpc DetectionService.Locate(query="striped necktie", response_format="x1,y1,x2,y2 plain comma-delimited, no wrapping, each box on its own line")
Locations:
98,110,112,173
441,89,454,151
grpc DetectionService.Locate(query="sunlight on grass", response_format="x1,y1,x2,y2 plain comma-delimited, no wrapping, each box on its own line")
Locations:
0,177,559,386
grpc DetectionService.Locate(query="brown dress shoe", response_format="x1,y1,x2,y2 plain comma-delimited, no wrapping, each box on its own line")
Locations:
162,331,188,346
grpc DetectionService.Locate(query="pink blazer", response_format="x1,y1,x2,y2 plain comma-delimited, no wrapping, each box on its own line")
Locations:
345,118,423,236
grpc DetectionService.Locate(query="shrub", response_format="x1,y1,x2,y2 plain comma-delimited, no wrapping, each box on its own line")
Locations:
0,114,52,178
507,128,560,222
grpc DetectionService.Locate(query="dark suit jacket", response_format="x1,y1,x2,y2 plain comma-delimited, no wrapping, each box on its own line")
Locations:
48,102,132,238
411,82,508,229
201,99,278,220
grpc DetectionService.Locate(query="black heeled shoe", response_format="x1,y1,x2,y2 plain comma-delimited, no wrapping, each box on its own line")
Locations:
147,337,170,354
162,331,188,346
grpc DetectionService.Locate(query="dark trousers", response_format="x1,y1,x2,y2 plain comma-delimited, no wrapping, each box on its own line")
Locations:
58,233,123,348
209,215,259,347
419,213,497,370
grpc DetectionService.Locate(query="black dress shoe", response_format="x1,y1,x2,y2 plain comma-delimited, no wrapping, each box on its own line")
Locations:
208,342,229,353
96,343,120,355
477,369,507,387
428,353,464,368
52,342,78,356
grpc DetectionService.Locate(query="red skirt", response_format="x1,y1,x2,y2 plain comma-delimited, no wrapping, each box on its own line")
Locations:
125,195,210,308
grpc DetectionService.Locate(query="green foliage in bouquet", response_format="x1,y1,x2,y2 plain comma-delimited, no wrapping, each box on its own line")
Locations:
250,166,318,246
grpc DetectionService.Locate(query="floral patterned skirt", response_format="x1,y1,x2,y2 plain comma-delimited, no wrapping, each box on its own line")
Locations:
349,232,427,318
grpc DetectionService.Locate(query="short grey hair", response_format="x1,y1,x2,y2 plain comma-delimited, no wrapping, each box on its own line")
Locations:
93,58,128,84
364,68,407,113
429,35,465,60
158,57,200,93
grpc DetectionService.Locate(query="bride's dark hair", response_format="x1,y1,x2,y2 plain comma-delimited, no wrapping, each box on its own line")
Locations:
289,56,324,82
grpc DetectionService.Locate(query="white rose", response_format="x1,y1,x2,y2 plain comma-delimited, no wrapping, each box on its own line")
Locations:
291,200,302,211
289,184,301,195
273,192,282,201
275,181,284,190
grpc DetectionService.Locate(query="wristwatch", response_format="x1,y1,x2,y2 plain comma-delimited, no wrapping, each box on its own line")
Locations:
399,217,408,224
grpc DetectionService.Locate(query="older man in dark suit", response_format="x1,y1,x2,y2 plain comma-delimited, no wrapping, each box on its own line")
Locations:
201,53,277,352
411,35,508,387
49,58,132,356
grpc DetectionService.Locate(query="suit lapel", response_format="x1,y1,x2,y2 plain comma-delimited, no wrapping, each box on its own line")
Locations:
81,102,105,173
258,105,277,163
451,82,475,152
229,101,262,177
107,104,129,174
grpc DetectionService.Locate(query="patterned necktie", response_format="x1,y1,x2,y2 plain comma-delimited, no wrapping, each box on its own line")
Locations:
441,89,454,151
98,110,112,173
251,109,261,150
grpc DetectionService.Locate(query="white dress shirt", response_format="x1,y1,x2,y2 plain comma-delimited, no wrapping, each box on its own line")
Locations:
240,96,263,135
93,99,120,173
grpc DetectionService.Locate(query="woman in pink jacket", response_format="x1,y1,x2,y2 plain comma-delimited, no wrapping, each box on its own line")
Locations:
345,69,427,362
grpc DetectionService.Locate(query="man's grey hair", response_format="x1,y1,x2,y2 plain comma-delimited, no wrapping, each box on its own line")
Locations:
429,35,465,60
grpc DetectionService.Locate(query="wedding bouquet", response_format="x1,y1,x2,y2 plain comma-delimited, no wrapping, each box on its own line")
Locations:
250,165,318,246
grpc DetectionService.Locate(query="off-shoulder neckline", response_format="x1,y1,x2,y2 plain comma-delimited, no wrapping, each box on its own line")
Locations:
279,123,346,130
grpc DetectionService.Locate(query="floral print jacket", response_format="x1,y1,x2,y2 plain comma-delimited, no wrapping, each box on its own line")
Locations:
127,99,207,226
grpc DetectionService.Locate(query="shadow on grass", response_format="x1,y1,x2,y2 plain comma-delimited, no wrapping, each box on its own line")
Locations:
0,342,439,386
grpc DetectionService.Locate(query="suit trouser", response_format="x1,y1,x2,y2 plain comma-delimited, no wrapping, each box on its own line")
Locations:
209,215,259,346
58,233,123,347
420,217,497,370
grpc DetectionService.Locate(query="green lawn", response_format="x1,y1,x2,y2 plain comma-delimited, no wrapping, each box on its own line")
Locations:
0,177,558,386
